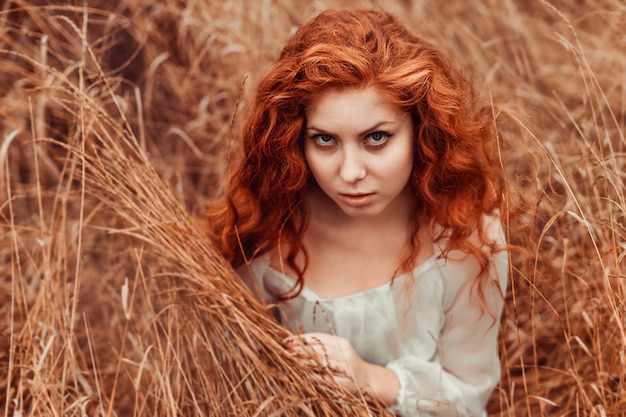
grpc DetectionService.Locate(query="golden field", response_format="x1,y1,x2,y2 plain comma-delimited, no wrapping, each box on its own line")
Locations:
0,0,624,415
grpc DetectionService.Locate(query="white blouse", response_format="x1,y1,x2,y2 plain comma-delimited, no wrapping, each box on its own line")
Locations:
238,217,508,416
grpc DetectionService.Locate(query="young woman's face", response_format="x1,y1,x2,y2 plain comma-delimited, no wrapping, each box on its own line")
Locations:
304,86,415,219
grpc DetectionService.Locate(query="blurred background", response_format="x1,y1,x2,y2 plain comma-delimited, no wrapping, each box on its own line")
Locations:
1,0,624,415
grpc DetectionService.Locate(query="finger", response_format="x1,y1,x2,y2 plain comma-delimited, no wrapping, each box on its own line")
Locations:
282,337,301,351
292,351,333,371
286,341,329,367
299,332,334,346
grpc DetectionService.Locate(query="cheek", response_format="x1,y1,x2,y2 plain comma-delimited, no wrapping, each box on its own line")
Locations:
307,159,330,185
402,151,415,177
384,145,414,180
383,153,414,192
303,146,328,182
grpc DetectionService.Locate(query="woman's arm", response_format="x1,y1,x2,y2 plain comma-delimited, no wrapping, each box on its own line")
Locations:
287,332,401,406
387,217,508,416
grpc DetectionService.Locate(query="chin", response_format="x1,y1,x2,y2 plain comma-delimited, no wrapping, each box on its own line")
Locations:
340,204,385,218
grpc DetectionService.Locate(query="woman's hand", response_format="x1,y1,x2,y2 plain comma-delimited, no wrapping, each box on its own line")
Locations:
284,332,400,406
285,332,369,392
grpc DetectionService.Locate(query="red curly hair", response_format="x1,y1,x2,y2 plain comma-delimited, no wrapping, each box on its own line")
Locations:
207,9,506,306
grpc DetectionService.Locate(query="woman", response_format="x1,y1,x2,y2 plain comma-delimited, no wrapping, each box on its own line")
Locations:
208,9,508,416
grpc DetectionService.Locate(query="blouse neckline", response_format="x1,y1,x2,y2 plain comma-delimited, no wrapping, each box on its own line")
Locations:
265,251,440,302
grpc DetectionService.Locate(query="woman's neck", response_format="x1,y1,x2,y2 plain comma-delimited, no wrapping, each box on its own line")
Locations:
268,186,430,298
302,185,418,268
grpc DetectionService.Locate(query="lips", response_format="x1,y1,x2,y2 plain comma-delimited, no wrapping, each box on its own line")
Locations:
339,192,375,207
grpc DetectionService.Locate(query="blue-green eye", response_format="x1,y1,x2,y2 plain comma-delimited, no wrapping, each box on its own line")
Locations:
366,131,391,147
312,134,336,147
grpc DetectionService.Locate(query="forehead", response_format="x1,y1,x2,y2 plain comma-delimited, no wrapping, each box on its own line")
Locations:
306,86,405,120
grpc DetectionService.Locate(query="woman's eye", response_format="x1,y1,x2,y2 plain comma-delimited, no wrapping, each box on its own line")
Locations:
312,134,335,147
366,131,391,147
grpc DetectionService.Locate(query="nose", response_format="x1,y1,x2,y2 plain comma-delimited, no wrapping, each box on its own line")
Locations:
339,147,366,183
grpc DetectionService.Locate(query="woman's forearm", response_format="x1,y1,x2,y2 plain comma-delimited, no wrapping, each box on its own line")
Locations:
363,362,400,408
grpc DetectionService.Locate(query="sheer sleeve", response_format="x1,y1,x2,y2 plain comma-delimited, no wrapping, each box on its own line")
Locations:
387,217,508,417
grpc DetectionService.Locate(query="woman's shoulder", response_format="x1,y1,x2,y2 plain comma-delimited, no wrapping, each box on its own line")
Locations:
235,254,273,297
480,212,506,248
435,212,505,251
435,212,508,307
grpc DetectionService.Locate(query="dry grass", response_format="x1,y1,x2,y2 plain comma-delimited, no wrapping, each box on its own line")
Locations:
0,0,624,416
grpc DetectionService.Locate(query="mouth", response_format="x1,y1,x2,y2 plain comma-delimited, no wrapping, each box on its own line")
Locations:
339,193,375,207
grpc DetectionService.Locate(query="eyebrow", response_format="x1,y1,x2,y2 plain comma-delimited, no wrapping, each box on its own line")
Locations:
306,121,395,137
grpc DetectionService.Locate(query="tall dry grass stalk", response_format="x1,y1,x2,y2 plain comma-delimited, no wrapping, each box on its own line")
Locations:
0,0,624,416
